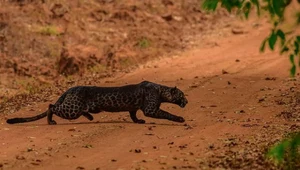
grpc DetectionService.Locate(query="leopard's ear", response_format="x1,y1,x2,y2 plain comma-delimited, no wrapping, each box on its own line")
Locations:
171,86,177,94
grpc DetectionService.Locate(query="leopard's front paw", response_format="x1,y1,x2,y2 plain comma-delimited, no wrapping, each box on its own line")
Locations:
48,120,57,125
175,117,185,123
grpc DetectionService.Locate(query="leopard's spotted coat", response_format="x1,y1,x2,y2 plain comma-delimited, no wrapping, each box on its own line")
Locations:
7,81,188,125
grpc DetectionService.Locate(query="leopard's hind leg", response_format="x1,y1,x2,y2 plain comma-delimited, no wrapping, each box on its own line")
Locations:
48,103,88,124
47,104,57,125
129,111,145,124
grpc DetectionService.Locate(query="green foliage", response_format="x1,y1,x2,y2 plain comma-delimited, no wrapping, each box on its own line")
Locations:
39,26,60,36
202,0,300,167
220,0,242,13
268,30,278,50
15,78,46,95
202,0,219,11
296,12,300,24
120,58,131,67
88,64,106,73
202,0,300,76
137,38,150,49
243,1,252,19
251,0,260,15
268,133,300,169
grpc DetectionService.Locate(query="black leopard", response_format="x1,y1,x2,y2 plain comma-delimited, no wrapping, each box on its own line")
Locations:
6,81,188,125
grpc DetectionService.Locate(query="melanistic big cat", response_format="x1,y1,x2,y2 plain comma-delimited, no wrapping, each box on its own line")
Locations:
7,81,188,125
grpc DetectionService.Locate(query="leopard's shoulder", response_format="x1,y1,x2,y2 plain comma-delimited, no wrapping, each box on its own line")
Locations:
139,81,162,90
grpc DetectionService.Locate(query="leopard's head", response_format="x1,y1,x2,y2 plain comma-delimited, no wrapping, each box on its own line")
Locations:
163,87,188,108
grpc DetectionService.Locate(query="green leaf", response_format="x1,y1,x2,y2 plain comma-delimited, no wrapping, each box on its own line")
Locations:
202,0,219,11
294,41,299,55
299,54,300,67
260,38,268,52
280,46,289,54
291,64,296,76
272,0,285,18
243,2,252,19
296,12,300,24
221,0,233,12
289,54,296,76
295,37,300,53
220,0,243,12
284,0,292,6
276,30,284,38
297,36,300,43
276,29,285,46
290,54,295,64
250,0,259,10
268,31,277,50
267,0,275,17
250,0,260,16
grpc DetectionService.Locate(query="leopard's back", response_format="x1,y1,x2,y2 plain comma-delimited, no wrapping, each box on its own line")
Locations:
86,81,162,112
87,84,146,112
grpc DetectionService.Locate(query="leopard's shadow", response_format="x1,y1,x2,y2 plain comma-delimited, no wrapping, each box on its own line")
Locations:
61,120,186,126
14,120,185,127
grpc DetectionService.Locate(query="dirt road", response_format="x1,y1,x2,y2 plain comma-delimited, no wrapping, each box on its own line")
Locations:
1,21,299,170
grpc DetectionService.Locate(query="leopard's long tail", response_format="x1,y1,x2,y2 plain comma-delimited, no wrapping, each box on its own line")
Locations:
6,110,48,124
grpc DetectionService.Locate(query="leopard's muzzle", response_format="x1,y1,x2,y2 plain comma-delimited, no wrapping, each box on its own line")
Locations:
179,98,188,108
